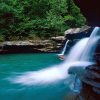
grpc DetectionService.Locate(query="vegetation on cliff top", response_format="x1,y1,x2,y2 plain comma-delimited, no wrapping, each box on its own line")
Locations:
0,0,86,41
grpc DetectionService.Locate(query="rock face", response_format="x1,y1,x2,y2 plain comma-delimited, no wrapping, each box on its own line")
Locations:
65,26,93,40
0,39,64,54
79,64,100,100
65,26,91,35
51,36,65,42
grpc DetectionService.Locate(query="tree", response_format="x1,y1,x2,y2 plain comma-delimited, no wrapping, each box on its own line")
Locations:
0,0,86,41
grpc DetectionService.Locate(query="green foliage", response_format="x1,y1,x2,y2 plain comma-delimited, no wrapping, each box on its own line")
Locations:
0,0,86,41
64,0,86,27
0,35,4,42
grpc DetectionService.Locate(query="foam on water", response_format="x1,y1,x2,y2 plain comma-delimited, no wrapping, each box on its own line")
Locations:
8,67,67,85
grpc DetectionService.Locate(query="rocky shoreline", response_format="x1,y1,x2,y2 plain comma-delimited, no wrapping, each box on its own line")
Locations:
0,37,65,54
0,26,92,54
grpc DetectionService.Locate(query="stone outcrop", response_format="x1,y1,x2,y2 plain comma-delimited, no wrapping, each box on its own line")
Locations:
65,26,91,35
51,36,65,42
0,39,64,54
65,26,93,40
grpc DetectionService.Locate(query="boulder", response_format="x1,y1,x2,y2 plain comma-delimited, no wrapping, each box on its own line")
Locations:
51,36,65,42
65,26,93,40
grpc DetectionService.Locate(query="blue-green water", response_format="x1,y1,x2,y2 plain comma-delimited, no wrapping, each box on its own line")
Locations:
0,53,74,100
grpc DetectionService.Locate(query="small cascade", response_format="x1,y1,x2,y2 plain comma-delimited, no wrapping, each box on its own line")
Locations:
58,40,69,56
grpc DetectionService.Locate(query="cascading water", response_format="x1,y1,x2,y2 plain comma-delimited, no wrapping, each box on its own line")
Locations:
65,38,89,62
81,27,100,61
58,40,69,56
7,37,90,86
68,27,100,74
7,27,100,88
68,27,100,92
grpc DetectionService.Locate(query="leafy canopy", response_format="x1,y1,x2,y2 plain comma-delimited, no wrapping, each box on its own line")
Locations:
0,0,86,41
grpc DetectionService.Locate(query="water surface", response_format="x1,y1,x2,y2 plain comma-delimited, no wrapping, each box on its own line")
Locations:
0,53,73,100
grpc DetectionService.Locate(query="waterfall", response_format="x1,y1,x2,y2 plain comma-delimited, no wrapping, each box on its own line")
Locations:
7,27,100,86
81,27,100,61
68,27,100,76
7,37,90,86
58,40,69,56
65,38,89,62
68,27,100,92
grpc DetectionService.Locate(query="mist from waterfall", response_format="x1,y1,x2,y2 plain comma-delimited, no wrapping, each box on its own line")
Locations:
7,27,99,86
